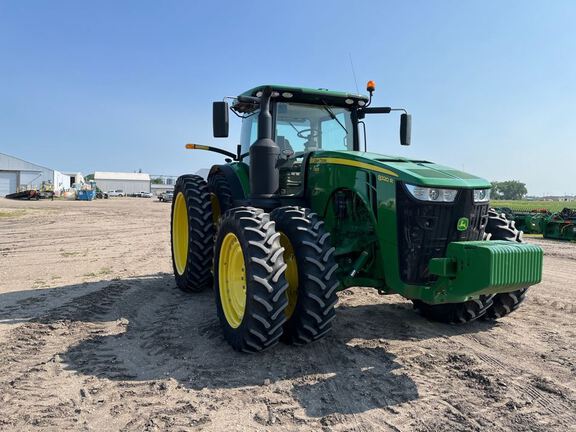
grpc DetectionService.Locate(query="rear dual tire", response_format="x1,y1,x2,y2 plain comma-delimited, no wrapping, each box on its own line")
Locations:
171,175,214,292
207,172,233,224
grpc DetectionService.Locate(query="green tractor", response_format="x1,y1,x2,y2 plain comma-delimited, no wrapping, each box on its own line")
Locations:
171,83,543,352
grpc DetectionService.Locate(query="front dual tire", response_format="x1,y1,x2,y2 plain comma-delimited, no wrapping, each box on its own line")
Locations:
213,207,289,352
270,207,339,345
213,206,339,352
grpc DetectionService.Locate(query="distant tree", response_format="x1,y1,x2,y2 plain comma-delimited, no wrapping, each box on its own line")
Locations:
151,178,164,184
491,180,527,200
84,174,94,181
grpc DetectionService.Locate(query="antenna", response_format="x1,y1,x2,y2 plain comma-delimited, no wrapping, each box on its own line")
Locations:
348,52,359,94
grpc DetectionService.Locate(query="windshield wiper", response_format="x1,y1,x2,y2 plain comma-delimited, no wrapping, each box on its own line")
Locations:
321,101,348,134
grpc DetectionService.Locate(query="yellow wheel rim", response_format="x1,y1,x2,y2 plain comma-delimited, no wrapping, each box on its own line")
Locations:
211,193,221,224
172,192,189,276
219,232,247,328
280,233,299,319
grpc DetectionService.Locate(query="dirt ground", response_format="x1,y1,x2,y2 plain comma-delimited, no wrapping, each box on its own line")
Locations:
0,198,574,432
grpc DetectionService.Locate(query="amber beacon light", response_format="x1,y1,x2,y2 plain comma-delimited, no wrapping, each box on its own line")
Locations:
366,80,376,93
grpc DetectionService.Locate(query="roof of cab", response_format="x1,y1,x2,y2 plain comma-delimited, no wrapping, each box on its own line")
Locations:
233,85,369,112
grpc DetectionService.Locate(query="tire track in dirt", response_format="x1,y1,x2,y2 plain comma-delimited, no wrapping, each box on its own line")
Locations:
454,332,575,422
410,316,575,427
0,231,156,253
335,288,576,431
0,281,135,430
0,281,110,326
58,278,218,430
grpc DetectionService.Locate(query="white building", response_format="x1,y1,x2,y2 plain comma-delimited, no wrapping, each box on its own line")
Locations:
93,172,151,195
63,172,85,186
0,152,70,197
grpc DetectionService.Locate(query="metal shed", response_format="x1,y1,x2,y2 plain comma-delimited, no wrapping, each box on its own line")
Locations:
93,172,151,196
0,152,70,196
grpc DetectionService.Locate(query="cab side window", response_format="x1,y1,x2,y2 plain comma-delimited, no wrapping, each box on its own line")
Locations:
321,112,350,151
240,112,259,161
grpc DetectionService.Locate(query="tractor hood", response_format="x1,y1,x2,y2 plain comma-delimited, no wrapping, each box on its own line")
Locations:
312,151,491,189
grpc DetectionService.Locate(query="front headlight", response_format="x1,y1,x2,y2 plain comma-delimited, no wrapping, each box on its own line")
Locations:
405,184,458,202
473,189,491,202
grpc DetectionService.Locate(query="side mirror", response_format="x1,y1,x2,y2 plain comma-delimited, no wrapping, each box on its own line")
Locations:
213,101,229,138
400,113,411,146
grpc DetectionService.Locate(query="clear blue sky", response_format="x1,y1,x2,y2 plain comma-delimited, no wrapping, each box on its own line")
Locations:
1,1,574,195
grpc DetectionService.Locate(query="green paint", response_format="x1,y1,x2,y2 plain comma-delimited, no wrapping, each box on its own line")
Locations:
217,86,542,305
222,147,543,304
323,151,491,189
229,162,250,197
304,150,542,303
428,241,543,303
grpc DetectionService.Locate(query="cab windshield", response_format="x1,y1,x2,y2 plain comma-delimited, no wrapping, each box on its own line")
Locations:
240,102,354,156
275,102,353,155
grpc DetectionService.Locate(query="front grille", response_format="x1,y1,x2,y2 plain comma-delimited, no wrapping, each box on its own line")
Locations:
396,183,489,284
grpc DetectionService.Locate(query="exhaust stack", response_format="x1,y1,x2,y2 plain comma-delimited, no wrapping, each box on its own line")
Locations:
249,86,280,200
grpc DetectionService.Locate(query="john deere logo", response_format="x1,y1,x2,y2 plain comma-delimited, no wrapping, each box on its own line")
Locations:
457,217,469,231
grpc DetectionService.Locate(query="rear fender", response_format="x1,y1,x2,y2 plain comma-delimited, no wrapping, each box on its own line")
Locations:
208,163,249,202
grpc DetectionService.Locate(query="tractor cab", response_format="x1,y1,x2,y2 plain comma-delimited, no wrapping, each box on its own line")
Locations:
233,87,363,196
193,84,410,203
239,99,355,196
234,86,360,155
211,84,408,199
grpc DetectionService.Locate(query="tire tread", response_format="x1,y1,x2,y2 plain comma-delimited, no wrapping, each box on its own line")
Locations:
214,207,288,352
171,175,214,293
270,206,339,345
